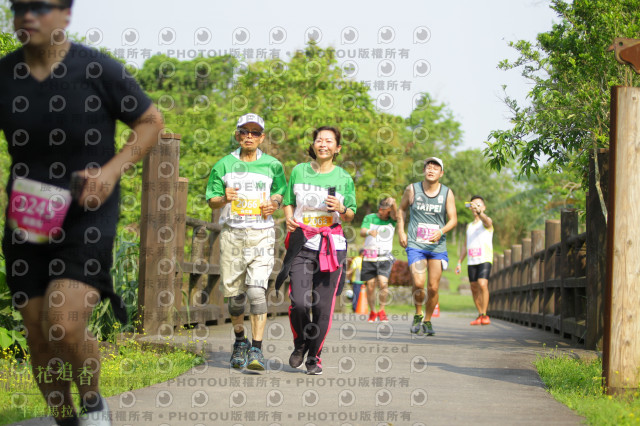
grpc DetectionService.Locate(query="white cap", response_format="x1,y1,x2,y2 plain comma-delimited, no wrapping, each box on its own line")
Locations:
236,113,265,130
424,156,444,170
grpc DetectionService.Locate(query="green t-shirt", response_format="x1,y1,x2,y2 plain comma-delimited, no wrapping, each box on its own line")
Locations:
361,213,397,261
206,149,286,229
284,162,357,251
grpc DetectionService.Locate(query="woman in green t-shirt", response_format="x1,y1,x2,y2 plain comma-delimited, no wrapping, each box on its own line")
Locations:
281,126,357,375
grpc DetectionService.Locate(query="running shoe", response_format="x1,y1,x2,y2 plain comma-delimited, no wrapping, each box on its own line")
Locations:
368,311,378,323
422,320,436,336
78,396,111,426
410,314,424,334
305,357,323,375
378,310,389,322
481,315,491,325
289,346,306,368
247,347,266,371
470,315,483,326
230,340,249,369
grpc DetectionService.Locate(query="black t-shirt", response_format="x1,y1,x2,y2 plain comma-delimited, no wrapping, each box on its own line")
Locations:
0,43,152,237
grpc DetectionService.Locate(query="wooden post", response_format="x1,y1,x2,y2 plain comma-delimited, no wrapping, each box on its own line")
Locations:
586,149,609,350
543,220,561,331
138,133,181,335
604,86,640,395
511,245,522,283
560,209,578,339
522,238,532,326
206,209,225,322
173,177,189,313
488,253,498,314
493,253,500,314
504,249,512,318
511,245,522,323
189,226,208,305
497,254,504,314
531,230,544,327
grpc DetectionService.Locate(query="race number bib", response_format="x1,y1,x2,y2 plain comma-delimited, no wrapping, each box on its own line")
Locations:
363,247,378,261
416,223,439,244
7,178,72,243
231,198,261,216
302,211,333,228
469,247,482,257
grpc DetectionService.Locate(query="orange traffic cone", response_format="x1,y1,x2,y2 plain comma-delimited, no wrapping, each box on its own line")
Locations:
432,303,440,318
355,286,369,314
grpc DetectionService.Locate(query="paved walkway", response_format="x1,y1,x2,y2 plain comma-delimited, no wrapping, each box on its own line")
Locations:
12,311,593,426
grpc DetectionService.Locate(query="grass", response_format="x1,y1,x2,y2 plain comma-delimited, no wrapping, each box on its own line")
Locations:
0,340,204,425
535,351,640,425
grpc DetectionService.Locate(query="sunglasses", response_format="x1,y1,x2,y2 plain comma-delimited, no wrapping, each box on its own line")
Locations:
237,129,263,137
10,2,68,17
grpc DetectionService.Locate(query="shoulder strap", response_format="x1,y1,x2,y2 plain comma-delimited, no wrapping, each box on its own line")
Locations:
410,182,421,205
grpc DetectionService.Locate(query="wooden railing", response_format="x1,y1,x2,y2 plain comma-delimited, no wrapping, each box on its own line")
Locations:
488,213,587,341
173,212,289,327
488,149,608,349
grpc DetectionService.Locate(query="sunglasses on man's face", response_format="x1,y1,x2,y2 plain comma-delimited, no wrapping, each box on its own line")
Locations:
11,2,67,17
237,129,263,138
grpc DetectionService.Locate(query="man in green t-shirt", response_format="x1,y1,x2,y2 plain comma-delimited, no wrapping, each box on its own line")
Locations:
206,113,286,371
360,197,397,322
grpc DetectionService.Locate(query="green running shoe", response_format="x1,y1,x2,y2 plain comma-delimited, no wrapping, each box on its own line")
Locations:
422,320,436,336
410,314,424,334
230,340,249,369
247,347,266,371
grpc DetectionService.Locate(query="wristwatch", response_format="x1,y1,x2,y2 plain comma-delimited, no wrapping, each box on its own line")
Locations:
340,205,348,214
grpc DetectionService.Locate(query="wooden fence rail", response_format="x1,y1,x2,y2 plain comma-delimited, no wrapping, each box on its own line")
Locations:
488,149,608,350
137,134,289,335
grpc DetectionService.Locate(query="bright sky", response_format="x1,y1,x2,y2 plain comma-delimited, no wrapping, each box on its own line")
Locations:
61,0,558,150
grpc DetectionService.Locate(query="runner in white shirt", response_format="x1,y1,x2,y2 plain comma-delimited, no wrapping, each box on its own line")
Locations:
456,195,494,325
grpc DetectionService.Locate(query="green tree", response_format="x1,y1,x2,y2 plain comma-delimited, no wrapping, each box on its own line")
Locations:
226,43,464,218
118,54,238,227
442,150,576,249
124,43,464,231
485,0,640,184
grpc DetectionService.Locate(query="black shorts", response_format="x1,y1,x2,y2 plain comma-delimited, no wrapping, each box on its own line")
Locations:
361,259,394,282
2,228,115,304
468,262,492,282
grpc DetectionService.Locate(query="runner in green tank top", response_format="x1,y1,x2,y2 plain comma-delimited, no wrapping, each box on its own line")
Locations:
397,157,458,336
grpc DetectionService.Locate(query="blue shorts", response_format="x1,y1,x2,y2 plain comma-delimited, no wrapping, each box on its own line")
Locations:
406,247,449,266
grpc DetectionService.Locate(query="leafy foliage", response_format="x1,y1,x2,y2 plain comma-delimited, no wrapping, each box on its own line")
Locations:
0,254,27,355
130,43,466,224
485,0,640,186
0,32,18,56
88,237,140,342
